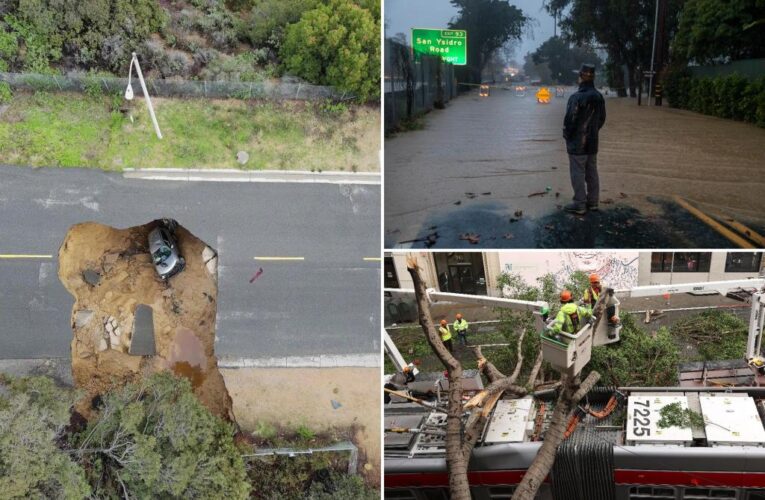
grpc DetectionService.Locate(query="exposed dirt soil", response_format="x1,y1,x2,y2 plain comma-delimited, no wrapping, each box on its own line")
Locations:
58,221,233,420
221,367,381,488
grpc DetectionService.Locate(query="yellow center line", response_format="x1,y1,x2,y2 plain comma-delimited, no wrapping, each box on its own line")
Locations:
363,257,382,262
0,254,53,259
253,256,305,261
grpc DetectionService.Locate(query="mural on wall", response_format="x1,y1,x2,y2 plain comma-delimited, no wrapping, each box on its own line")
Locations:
498,252,639,291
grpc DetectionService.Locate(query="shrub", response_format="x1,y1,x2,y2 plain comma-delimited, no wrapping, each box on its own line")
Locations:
0,376,91,498
74,373,249,499
664,68,765,128
198,51,264,81
0,26,18,71
241,0,317,50
8,0,167,73
0,81,11,103
281,0,380,102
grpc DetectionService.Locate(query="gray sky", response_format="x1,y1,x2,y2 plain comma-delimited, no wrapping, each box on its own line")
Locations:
384,0,556,62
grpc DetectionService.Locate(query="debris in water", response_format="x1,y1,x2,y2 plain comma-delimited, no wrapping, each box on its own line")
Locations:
465,192,476,199
459,233,481,244
514,210,523,217
481,192,491,195
503,233,514,239
620,192,628,198
528,191,547,198
555,192,560,198
399,231,439,248
454,200,462,205
331,400,342,410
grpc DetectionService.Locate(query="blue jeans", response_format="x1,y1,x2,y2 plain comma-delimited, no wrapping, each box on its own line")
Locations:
569,154,599,208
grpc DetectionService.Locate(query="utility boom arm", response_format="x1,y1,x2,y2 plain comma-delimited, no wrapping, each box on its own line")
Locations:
616,279,765,299
616,279,765,362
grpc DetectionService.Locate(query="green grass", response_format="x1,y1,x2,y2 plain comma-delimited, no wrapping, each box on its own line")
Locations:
0,92,380,171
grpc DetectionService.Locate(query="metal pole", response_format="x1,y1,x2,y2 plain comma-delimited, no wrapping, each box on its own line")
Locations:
131,52,162,139
647,0,660,104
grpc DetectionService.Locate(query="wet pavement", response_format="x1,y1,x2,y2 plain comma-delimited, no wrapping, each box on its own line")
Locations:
385,196,758,248
385,86,765,248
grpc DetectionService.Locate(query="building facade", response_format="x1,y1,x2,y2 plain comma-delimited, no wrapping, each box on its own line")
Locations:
385,252,763,296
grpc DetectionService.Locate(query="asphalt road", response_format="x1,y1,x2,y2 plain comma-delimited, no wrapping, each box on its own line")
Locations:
385,86,765,248
0,166,380,359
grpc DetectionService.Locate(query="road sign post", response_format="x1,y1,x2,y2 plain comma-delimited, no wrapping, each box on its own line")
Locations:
412,28,467,66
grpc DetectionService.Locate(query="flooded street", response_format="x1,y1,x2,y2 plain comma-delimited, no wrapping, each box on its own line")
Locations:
385,87,765,247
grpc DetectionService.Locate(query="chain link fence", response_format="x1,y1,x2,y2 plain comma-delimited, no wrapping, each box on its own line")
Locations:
384,39,457,133
0,71,352,101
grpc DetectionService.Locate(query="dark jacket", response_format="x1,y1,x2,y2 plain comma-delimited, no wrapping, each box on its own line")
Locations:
563,81,606,155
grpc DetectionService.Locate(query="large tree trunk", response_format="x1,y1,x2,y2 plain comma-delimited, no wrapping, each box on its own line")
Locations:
406,257,471,500
512,371,601,500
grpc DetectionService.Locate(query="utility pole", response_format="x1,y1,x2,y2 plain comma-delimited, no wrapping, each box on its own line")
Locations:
654,0,667,106
647,0,660,104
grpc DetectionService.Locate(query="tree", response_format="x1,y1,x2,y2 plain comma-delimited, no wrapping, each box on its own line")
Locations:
281,0,380,101
672,0,765,63
532,36,601,85
0,375,91,499
448,0,530,84
546,0,684,97
73,372,249,499
405,257,600,500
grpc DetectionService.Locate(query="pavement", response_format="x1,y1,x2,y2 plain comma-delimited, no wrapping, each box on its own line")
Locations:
384,86,765,248
0,165,380,361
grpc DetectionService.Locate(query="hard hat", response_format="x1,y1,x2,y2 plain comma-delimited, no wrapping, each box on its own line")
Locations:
456,313,463,320
440,319,447,326
560,290,573,302
589,274,600,284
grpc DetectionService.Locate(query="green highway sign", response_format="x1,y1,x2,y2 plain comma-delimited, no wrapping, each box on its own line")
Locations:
412,28,467,66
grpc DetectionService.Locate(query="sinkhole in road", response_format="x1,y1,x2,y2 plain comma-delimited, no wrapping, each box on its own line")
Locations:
58,220,234,421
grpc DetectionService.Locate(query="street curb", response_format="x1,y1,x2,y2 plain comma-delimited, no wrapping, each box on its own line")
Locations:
123,168,380,185
217,353,380,369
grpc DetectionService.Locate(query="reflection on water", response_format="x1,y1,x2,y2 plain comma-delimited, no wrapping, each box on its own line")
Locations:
167,327,207,388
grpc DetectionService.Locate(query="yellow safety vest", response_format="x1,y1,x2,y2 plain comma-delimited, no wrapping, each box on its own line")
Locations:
553,303,591,334
453,319,469,332
584,286,600,306
439,326,452,341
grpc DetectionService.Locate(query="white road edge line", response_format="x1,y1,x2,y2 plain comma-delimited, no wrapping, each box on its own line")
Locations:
218,353,380,369
123,168,381,185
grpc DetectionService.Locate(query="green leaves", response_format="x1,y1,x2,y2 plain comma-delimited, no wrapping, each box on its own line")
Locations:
73,373,249,499
281,0,380,102
0,376,91,499
586,314,681,387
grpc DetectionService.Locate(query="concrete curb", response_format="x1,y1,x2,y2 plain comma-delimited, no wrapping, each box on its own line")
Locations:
218,353,380,369
123,168,381,185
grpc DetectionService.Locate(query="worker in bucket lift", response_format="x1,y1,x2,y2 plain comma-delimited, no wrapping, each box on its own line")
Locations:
583,274,621,338
439,319,454,353
453,313,469,346
550,290,592,339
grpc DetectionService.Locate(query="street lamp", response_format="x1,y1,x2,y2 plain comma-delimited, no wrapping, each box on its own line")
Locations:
126,52,162,140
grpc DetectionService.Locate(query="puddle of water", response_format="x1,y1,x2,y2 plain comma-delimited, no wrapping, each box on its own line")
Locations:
166,327,207,388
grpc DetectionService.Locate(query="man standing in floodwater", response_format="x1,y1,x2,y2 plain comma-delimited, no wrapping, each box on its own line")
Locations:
562,63,606,215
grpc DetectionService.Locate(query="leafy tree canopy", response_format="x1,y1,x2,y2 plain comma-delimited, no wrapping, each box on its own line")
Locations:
448,0,529,83
672,0,765,63
532,35,601,85
0,375,91,499
72,372,249,499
